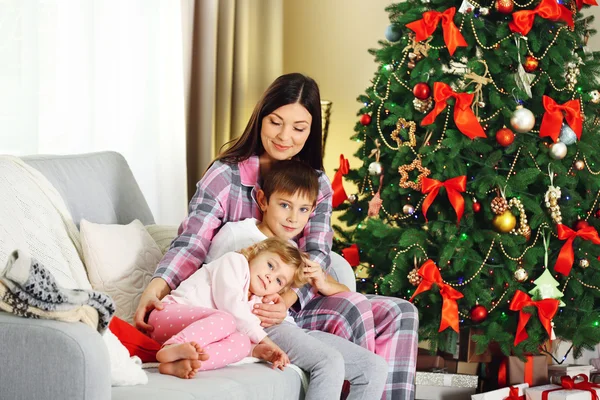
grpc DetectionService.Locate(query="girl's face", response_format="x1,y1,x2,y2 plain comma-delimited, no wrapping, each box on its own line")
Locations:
248,250,296,297
260,103,312,163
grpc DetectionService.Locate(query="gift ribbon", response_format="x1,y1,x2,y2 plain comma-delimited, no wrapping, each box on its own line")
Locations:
341,244,360,267
421,176,466,225
506,385,526,400
332,154,350,208
577,0,598,10
524,356,533,386
420,82,486,140
508,0,574,36
406,7,467,56
539,96,582,143
554,224,600,276
542,374,600,400
499,358,508,387
509,290,559,346
409,259,464,332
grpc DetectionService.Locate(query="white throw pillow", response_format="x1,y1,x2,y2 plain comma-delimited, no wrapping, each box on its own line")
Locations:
80,219,162,324
145,224,178,255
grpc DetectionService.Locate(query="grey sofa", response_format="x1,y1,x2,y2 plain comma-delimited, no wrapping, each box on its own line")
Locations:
0,151,357,400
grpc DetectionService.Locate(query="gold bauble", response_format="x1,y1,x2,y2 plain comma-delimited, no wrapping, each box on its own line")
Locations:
574,160,585,171
514,267,529,282
492,210,517,233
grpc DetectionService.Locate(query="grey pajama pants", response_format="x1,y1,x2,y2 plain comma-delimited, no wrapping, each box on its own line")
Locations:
266,322,388,400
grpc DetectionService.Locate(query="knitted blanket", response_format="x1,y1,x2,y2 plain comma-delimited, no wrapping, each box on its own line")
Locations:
1,249,114,333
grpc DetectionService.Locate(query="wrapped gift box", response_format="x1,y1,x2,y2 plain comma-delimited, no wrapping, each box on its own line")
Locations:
415,372,478,400
525,383,600,399
445,359,479,375
471,383,528,400
417,354,445,371
508,356,548,386
548,365,595,384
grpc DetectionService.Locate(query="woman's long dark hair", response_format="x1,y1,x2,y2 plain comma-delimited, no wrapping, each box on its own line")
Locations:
215,73,324,171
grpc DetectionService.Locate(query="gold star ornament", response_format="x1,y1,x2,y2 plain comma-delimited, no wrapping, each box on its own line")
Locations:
391,118,417,148
398,158,431,190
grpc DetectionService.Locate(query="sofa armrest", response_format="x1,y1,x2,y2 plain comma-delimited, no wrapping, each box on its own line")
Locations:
329,252,357,292
0,312,111,400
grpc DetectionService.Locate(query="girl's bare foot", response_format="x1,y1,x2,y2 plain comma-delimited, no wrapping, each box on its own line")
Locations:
158,359,202,379
156,342,203,363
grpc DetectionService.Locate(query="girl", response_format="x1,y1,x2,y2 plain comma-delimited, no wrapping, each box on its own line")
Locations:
148,237,305,379
135,73,418,400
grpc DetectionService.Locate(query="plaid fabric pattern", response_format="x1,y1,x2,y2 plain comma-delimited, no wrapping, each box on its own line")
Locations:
294,293,419,400
154,156,334,306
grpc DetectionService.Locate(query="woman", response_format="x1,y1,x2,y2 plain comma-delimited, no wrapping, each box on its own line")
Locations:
134,73,418,400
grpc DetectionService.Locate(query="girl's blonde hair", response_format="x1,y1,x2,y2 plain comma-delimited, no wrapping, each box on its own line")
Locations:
239,237,308,292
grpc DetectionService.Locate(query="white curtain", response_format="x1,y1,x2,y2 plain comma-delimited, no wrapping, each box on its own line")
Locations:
0,0,188,225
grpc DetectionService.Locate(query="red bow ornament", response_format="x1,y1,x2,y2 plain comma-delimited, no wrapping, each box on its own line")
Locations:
421,82,486,140
542,375,600,400
332,155,350,208
577,0,598,10
421,176,467,225
406,7,467,56
508,0,574,36
509,290,559,346
409,259,464,332
554,224,600,276
539,96,582,143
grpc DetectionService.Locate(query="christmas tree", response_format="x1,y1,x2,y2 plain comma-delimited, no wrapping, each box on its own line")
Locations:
334,0,600,358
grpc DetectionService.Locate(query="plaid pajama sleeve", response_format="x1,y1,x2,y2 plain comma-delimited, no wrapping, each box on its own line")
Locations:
295,171,334,309
153,162,231,289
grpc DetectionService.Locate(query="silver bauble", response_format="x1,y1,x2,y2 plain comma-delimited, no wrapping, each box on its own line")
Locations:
559,123,578,146
368,161,383,176
579,258,590,268
348,194,358,204
403,204,415,215
514,267,529,282
590,90,600,104
549,142,568,160
510,105,535,133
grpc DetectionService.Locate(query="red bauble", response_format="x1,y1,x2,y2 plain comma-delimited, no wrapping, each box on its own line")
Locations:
495,0,514,13
496,128,515,147
524,55,539,73
473,202,481,213
595,209,600,218
413,82,431,100
360,114,372,126
574,220,590,231
470,305,488,323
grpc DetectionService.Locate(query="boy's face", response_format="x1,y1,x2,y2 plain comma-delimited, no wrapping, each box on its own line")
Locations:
248,250,296,296
257,190,315,240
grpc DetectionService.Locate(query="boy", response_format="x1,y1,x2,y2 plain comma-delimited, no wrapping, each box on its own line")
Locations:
204,160,387,400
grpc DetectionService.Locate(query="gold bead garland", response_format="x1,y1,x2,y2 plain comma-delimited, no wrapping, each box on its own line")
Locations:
526,27,568,61
507,197,530,236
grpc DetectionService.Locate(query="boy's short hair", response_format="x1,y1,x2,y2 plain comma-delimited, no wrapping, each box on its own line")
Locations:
239,237,308,292
262,160,319,206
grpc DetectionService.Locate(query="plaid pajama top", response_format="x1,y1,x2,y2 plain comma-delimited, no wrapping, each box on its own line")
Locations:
154,155,334,307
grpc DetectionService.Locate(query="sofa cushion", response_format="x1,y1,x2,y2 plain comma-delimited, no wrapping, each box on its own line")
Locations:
112,364,304,400
80,219,162,323
145,224,178,255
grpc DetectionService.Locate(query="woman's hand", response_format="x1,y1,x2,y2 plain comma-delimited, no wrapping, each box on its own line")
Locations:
303,258,329,292
253,293,287,327
133,278,171,334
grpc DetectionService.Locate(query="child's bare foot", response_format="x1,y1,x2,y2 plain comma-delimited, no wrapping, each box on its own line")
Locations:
158,359,202,379
156,342,203,363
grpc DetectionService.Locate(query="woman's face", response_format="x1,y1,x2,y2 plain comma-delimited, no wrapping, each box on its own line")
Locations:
260,103,312,162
